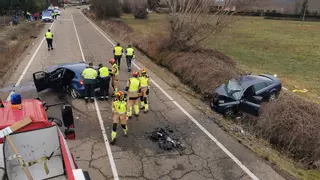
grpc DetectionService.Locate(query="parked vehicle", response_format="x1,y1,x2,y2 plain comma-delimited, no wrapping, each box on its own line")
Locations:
33,62,110,99
54,8,61,16
41,10,53,22
210,74,282,117
0,97,90,179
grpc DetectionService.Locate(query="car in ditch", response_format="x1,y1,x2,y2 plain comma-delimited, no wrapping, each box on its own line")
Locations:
210,74,282,117
33,62,110,99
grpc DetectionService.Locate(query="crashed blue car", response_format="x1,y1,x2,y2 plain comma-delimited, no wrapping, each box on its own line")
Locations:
33,62,110,98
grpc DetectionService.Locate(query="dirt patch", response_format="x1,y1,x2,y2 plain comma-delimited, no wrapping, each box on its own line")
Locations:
0,22,44,83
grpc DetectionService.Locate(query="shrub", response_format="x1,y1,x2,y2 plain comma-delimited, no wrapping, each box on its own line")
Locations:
254,92,320,162
133,8,148,19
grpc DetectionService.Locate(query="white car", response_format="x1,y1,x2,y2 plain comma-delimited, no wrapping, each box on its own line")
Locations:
54,9,60,15
41,11,53,22
77,6,80,9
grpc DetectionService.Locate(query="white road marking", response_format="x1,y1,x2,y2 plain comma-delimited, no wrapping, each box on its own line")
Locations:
80,10,260,180
72,12,120,180
6,22,55,101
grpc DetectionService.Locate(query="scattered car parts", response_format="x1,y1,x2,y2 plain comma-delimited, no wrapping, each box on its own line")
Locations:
149,127,185,155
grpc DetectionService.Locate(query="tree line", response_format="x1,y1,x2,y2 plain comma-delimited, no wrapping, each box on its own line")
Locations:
0,0,50,15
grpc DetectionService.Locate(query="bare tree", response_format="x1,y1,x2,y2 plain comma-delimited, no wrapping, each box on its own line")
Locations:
164,0,257,51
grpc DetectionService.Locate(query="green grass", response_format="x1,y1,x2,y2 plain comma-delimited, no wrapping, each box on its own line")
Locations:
208,17,320,101
121,14,320,101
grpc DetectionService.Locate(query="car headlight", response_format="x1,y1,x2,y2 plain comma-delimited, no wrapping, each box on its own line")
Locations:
218,100,225,104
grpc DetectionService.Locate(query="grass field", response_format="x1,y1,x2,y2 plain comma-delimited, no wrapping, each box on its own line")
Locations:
121,14,320,101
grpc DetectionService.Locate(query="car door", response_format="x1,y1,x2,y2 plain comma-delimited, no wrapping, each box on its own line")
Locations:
253,82,269,100
48,68,66,89
33,71,50,92
239,86,260,115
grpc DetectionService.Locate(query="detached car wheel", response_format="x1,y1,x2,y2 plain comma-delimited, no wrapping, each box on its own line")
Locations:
70,87,80,99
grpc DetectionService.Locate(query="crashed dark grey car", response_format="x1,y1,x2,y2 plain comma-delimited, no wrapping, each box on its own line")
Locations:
210,74,282,117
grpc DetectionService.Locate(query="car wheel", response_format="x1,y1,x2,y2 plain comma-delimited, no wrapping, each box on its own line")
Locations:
268,92,278,101
223,108,235,118
70,87,80,99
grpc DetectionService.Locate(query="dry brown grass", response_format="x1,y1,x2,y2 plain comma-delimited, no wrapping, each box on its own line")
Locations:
0,22,44,80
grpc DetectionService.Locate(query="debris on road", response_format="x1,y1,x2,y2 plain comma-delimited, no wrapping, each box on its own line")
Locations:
149,126,185,155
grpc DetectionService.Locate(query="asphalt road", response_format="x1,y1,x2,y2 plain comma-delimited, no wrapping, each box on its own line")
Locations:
0,7,287,180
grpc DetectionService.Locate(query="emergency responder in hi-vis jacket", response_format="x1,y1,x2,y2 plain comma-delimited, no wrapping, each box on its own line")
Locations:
125,71,140,118
113,43,123,69
98,63,110,100
81,62,97,103
110,91,128,145
45,29,53,51
138,68,150,113
125,45,134,72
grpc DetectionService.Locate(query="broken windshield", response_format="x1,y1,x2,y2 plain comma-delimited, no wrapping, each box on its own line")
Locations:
226,79,242,100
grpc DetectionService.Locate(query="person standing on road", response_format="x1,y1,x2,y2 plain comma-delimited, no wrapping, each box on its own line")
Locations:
110,91,128,145
139,68,150,113
125,71,140,119
45,29,54,51
98,63,110,100
51,11,55,20
81,62,98,103
109,58,119,95
125,45,134,72
113,43,123,69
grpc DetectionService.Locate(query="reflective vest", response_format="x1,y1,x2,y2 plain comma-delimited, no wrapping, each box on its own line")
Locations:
139,75,149,88
113,100,126,114
114,46,122,56
82,68,97,79
99,67,109,77
45,32,53,39
112,64,119,76
129,78,140,92
126,48,134,56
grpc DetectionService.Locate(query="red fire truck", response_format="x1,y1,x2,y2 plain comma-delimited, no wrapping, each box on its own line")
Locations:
0,97,90,180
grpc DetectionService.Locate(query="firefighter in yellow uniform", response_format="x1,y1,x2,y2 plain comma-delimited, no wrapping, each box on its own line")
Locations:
113,43,123,69
139,68,150,113
109,58,119,95
110,91,128,145
125,71,140,118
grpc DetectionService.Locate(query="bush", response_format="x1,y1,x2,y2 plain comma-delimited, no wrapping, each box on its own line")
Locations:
156,50,243,97
254,93,320,162
133,8,148,19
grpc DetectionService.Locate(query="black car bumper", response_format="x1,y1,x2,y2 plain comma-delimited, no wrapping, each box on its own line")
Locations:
210,101,225,114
